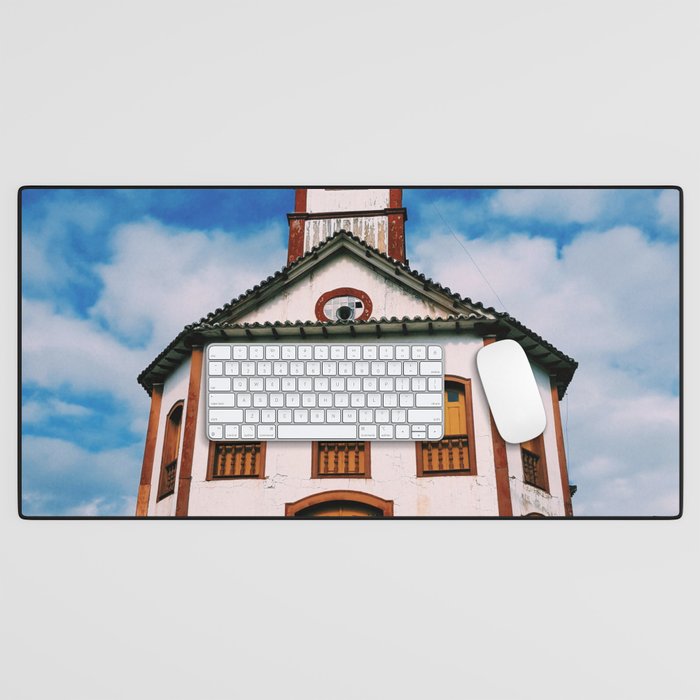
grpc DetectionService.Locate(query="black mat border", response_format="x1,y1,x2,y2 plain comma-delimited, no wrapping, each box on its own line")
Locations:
17,185,684,520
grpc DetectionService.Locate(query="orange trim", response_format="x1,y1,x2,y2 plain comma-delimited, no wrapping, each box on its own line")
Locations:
135,384,163,516
314,287,373,322
285,490,394,517
175,347,204,517
550,377,574,516
483,337,513,516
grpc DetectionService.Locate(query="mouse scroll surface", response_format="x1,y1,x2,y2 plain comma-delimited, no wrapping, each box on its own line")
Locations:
476,339,547,444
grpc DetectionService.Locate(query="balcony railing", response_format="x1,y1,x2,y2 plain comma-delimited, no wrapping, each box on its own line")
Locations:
212,443,263,478
157,459,178,500
521,448,541,488
420,435,471,473
317,442,367,477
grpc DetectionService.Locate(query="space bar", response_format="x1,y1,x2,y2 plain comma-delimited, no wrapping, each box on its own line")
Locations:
277,425,358,439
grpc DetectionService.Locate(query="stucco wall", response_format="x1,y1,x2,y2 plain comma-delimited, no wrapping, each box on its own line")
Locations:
237,254,451,325
305,188,390,213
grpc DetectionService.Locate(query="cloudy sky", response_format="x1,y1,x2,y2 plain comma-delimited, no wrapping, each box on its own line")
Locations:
20,187,680,516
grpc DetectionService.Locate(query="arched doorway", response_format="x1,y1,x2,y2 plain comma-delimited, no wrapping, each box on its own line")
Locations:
285,490,394,517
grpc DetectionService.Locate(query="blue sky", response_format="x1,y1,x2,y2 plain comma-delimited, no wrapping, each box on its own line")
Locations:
20,187,680,516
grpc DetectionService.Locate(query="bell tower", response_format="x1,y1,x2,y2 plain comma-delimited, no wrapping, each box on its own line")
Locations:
287,187,407,265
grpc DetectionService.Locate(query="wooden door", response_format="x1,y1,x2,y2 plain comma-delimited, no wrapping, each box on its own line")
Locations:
445,383,466,436
294,500,383,517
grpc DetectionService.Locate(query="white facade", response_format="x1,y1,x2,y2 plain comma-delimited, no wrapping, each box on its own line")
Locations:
146,244,570,517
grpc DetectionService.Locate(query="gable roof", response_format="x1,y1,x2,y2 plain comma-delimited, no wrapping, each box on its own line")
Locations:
137,230,578,396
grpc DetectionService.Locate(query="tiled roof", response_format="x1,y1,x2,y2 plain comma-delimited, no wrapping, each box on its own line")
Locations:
137,230,578,396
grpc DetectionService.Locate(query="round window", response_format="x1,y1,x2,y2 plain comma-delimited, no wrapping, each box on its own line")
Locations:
315,288,373,322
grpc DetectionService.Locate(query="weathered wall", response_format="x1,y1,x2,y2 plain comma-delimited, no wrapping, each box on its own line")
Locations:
304,215,389,255
238,253,451,325
305,189,390,213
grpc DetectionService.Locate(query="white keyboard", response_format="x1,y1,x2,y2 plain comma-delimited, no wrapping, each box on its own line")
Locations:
206,343,444,441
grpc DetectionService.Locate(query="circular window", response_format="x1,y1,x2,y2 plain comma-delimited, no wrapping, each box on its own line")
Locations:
315,287,373,322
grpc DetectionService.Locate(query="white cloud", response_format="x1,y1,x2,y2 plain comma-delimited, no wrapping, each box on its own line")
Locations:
23,398,93,424
411,224,679,516
489,189,608,223
89,218,287,348
656,189,680,230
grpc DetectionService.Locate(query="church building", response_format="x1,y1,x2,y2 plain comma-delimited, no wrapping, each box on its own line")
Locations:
135,188,577,517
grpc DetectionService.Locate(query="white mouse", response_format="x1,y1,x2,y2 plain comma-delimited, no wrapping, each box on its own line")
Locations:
476,339,546,444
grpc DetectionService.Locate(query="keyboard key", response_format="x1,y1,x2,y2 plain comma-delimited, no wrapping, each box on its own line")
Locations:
342,409,357,422
241,425,256,439
298,346,313,359
411,377,427,392
416,393,442,407
395,425,410,439
350,394,365,407
367,394,381,407
428,346,443,359
262,410,277,423
408,409,443,423
290,362,304,375
404,361,418,376
209,345,231,360
330,345,345,359
379,377,394,391
257,361,272,375
225,361,239,375
278,425,357,439
237,394,252,407
310,410,325,423
428,425,442,439
395,346,410,360
232,378,247,391
322,361,337,375
282,378,296,391
270,394,284,407
209,409,244,423
249,346,264,360
363,346,378,360
319,394,333,407
277,410,292,423
209,425,223,439
327,409,341,423
285,394,300,407
419,361,442,375
347,346,361,359
376,409,390,423
233,346,248,359
383,394,398,407
302,394,317,407
387,362,402,375
399,393,414,407
245,409,260,423
355,362,369,375
250,378,264,391
371,361,386,375
298,378,312,391
359,410,373,423
391,409,407,423
258,425,276,439
307,362,321,375
294,409,309,422
335,393,349,407
281,345,296,359
411,346,426,360
273,362,288,375
225,425,239,439
379,345,394,359
209,361,223,375
396,378,410,391
359,425,377,439
265,346,280,359
265,377,280,391
347,377,361,391
411,426,427,439
253,393,268,407
314,346,329,360
314,378,329,391
379,425,393,439
209,394,235,407
338,362,353,375
241,362,255,375
209,377,231,391
330,378,345,391
363,377,378,391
